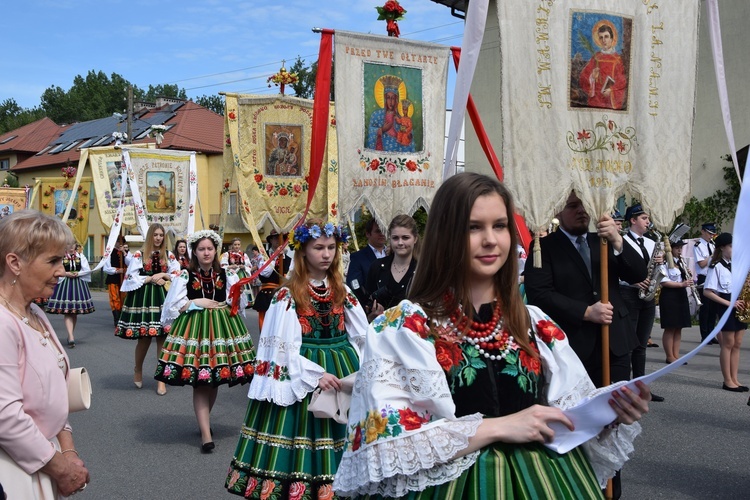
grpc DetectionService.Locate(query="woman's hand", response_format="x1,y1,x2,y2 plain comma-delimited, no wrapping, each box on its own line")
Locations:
490,404,574,444
367,300,385,322
41,452,90,497
318,373,342,391
609,380,651,426
192,298,221,309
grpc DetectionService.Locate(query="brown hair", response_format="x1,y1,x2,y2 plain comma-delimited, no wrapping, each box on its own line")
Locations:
388,214,420,260
188,236,222,274
0,210,74,277
288,219,346,313
408,173,534,356
142,223,167,263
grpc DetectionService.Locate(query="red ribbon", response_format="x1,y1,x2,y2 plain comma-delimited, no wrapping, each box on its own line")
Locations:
386,19,400,37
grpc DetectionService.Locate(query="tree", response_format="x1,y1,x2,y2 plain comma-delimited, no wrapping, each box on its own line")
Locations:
41,70,133,123
287,56,335,101
139,84,187,103
0,98,45,135
195,94,225,115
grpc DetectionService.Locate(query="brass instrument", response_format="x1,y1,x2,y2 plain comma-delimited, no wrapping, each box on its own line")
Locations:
678,256,702,309
639,230,665,301
736,273,750,323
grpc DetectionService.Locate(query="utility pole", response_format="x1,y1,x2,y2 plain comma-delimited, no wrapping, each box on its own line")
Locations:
127,86,133,144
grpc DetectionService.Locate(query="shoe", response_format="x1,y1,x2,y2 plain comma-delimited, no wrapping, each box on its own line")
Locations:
647,342,659,348
67,340,76,349
156,382,167,396
201,441,215,454
722,383,745,393
133,368,143,389
739,386,750,392
747,397,750,407
650,393,665,402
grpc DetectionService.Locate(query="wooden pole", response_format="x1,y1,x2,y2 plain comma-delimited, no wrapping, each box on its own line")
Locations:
600,236,613,499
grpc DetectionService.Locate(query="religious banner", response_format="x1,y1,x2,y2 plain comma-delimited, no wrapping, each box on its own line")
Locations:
226,94,336,232
123,149,197,236
86,146,137,227
497,1,701,232
38,177,93,244
0,186,29,219
334,30,449,230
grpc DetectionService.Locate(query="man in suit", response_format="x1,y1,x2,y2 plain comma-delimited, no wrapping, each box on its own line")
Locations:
524,192,648,499
346,218,387,304
525,191,647,387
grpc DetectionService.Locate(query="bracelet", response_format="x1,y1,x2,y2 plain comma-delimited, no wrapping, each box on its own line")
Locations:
61,449,79,457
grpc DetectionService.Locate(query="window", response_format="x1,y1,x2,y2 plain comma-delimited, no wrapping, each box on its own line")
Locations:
229,191,238,214
0,158,9,170
83,236,94,262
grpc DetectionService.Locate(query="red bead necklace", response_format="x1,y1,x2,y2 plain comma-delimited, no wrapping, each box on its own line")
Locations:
446,299,515,360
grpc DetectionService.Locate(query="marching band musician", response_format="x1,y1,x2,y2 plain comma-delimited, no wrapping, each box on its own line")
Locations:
658,235,694,364
695,222,719,344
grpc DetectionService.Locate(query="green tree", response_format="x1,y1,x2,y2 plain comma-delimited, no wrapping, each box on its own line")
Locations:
139,84,187,103
0,98,45,134
287,56,335,101
677,155,742,236
41,70,133,123
195,94,225,115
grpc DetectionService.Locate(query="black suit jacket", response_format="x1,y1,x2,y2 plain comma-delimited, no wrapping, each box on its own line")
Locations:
346,246,379,303
524,230,647,362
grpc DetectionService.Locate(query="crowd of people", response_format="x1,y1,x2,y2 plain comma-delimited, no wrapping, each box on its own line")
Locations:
0,173,746,498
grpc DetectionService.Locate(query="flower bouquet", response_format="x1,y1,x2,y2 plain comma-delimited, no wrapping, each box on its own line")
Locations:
267,64,299,95
61,165,77,179
376,0,406,37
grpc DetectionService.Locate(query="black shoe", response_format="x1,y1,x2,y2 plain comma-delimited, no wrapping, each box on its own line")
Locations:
739,386,750,392
747,397,750,407
67,340,76,349
650,393,665,402
201,441,215,454
722,383,745,393
647,342,659,348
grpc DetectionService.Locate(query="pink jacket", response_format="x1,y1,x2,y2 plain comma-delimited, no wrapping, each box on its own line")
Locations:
0,304,71,474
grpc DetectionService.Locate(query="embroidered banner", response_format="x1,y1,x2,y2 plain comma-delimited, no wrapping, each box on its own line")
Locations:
86,146,137,228
334,30,449,230
38,177,93,244
124,149,197,236
497,1,700,232
227,94,336,232
0,187,29,219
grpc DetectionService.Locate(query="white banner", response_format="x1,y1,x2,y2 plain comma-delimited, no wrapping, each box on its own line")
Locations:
498,1,701,231
334,30,449,230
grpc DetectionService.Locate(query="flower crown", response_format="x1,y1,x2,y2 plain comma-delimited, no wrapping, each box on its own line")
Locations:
290,222,349,251
187,230,222,248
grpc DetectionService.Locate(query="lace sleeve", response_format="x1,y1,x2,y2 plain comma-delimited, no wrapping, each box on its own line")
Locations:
161,270,189,326
120,252,146,292
333,300,481,497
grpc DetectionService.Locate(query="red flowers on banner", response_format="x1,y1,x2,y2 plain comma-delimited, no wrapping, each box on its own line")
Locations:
376,0,407,37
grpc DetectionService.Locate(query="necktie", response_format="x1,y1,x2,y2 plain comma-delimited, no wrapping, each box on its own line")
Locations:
636,237,650,262
576,235,592,277
722,260,731,272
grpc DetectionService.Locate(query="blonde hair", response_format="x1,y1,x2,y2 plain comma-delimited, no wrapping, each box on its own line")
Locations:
142,223,166,258
0,210,74,277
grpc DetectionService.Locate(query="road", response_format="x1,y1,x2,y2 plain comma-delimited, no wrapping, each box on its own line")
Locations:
56,292,748,499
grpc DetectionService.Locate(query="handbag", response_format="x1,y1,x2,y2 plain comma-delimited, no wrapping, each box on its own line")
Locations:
68,367,92,412
308,373,356,424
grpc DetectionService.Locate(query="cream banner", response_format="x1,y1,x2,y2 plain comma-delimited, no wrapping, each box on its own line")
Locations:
0,187,29,218
334,30,449,230
498,1,700,232
228,94,335,232
86,146,137,227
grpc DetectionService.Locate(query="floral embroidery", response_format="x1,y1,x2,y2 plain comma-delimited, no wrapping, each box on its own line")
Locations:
434,339,463,372
254,360,289,381
260,478,277,499
347,405,432,451
358,150,431,176
192,280,202,290
244,477,258,496
317,483,334,500
403,312,429,339
535,318,565,348
499,341,542,394
288,481,306,500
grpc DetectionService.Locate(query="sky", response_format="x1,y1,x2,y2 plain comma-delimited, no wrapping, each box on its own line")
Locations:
3,0,466,110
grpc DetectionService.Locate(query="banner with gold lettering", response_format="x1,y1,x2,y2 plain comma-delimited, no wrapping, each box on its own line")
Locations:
497,1,700,232
334,31,449,230
38,177,93,244
227,94,336,232
0,186,29,219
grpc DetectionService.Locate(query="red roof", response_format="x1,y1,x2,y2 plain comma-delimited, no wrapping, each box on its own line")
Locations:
0,117,62,154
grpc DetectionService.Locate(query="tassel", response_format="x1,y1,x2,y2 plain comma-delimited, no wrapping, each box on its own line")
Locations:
533,233,542,268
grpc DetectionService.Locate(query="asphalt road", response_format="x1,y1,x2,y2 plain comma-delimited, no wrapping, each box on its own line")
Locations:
55,292,749,499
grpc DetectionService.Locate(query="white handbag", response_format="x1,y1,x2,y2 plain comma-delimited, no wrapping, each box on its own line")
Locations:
307,373,356,424
68,367,92,412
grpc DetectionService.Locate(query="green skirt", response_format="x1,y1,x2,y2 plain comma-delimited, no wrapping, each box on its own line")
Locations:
226,335,359,499
115,282,167,339
154,306,256,387
360,442,602,499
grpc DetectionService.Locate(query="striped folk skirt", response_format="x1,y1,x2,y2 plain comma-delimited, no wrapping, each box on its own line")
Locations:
45,277,95,315
115,282,167,339
360,442,602,500
154,306,256,387
225,335,360,499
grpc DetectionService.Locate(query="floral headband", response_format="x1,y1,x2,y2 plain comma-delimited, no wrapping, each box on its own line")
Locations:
187,230,222,248
290,222,349,251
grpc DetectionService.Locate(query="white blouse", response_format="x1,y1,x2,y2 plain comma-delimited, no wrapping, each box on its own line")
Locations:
120,250,180,292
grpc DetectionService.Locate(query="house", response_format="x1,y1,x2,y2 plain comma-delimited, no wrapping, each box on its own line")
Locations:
1,98,249,260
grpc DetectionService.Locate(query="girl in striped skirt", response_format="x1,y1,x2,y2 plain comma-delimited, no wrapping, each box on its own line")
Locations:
46,243,95,348
156,230,256,453
225,220,367,499
334,173,651,499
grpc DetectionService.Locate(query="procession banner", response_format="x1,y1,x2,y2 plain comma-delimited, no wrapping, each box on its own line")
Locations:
0,186,29,219
228,94,335,232
123,148,196,237
334,30,449,230
498,1,701,232
38,177,93,245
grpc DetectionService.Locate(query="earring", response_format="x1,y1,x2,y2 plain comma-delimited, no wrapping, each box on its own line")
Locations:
11,278,17,287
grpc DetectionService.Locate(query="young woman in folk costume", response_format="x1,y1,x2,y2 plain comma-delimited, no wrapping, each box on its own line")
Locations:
703,233,748,392
225,220,368,499
116,223,180,396
174,238,190,270
334,173,651,499
45,241,95,348
221,237,253,303
155,230,256,453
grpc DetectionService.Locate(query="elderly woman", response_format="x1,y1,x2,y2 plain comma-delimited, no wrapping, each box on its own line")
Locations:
0,210,90,497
